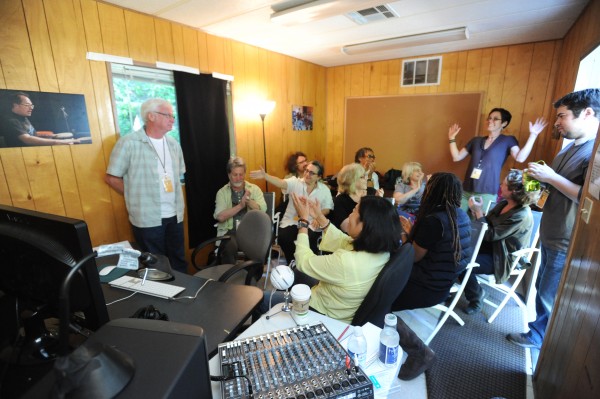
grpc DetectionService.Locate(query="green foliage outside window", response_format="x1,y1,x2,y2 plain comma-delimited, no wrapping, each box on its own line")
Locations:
111,65,180,143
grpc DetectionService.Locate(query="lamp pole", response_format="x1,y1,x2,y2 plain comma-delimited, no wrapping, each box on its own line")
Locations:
260,113,269,192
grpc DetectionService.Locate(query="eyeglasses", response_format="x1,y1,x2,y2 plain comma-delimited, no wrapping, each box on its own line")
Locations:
19,103,34,109
296,159,307,166
487,117,502,122
305,169,318,176
153,111,176,120
365,154,375,159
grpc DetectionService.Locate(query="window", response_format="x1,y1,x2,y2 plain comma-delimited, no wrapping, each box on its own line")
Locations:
401,56,442,87
110,64,180,143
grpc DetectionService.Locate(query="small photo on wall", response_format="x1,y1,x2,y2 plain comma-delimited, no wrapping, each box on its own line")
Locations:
292,105,313,131
0,89,92,148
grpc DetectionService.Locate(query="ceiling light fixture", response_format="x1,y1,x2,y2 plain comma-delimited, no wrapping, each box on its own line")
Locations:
341,27,470,55
271,0,380,25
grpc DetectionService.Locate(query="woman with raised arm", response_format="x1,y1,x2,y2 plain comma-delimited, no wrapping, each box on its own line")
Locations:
448,108,547,213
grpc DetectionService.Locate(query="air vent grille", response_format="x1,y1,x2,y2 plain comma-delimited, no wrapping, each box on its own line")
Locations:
346,4,398,25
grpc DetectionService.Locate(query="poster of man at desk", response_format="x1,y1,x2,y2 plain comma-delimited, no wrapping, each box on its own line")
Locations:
0,89,92,148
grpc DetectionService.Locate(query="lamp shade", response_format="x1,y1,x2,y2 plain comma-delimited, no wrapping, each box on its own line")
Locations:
257,100,276,117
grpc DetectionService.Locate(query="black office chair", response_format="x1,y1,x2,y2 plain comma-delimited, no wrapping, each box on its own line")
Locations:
191,210,272,286
352,243,415,328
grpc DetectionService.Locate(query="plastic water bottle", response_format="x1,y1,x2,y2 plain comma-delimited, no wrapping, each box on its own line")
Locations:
347,326,367,369
379,314,400,367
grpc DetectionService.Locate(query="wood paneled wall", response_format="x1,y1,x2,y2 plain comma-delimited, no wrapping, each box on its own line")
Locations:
0,0,326,250
324,41,562,178
534,0,600,397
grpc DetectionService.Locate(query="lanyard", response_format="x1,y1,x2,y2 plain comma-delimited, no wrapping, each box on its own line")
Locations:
148,137,167,174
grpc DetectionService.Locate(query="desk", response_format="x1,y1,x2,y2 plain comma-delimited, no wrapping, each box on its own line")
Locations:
209,309,428,399
102,270,262,357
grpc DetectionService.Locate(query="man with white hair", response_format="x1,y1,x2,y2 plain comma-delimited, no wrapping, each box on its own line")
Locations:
105,98,187,273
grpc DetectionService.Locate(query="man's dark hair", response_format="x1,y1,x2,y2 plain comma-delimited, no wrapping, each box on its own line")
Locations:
10,92,30,106
285,151,307,175
352,196,401,253
308,160,324,177
489,107,512,128
553,88,600,117
411,172,463,263
354,147,374,163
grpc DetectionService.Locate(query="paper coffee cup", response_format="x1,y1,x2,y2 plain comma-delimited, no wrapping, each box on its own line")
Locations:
291,284,311,318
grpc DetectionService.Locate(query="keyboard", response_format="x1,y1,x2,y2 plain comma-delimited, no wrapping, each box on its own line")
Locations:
109,276,185,299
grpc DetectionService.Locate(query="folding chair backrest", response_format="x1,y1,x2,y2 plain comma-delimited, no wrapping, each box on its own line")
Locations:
352,243,415,328
425,221,488,344
236,210,273,262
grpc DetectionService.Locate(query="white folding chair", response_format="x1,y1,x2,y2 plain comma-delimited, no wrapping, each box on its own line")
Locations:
425,220,488,344
478,209,542,323
263,192,283,289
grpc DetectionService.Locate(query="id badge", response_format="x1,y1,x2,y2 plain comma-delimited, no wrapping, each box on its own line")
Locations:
470,167,482,179
162,175,174,193
537,189,549,209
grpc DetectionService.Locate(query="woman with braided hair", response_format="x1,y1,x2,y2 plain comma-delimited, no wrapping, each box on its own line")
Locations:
392,172,472,311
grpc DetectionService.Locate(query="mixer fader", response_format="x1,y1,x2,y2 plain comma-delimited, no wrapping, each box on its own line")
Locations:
218,323,374,399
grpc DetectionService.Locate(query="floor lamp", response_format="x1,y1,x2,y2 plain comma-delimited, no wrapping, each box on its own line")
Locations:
258,100,276,191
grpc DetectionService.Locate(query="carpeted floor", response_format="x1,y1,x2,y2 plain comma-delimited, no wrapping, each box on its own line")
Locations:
423,288,527,399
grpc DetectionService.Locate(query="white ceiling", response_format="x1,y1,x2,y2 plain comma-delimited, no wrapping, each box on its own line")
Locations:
103,0,590,67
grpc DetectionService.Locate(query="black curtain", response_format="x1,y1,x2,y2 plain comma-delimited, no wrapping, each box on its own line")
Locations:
174,72,230,248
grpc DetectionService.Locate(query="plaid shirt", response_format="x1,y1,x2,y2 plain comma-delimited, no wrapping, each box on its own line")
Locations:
107,128,186,227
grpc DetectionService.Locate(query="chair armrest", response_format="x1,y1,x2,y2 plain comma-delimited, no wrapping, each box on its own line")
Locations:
218,259,263,285
191,235,232,270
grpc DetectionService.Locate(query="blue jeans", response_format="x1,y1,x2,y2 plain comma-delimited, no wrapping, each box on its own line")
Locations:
526,245,567,346
132,217,188,273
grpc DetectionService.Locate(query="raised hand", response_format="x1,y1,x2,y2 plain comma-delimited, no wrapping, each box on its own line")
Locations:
249,166,266,180
448,123,461,140
291,193,310,221
529,117,548,136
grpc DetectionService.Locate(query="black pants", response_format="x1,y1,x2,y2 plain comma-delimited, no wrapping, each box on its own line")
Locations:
278,225,321,265
462,252,494,303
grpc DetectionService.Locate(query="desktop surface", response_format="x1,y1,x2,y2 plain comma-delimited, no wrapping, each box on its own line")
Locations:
102,269,262,357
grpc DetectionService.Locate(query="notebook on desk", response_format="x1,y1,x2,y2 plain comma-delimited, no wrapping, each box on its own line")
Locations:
109,276,185,299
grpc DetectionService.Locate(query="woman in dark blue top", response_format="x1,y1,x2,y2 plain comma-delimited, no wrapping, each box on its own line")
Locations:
447,107,547,213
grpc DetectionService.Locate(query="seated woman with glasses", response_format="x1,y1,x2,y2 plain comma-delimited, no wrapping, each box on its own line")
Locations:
329,163,368,233
393,161,430,217
461,169,540,314
354,147,382,195
447,108,547,214
250,160,334,265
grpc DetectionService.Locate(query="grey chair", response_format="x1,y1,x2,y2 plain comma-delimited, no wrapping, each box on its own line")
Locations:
263,192,283,288
191,210,272,286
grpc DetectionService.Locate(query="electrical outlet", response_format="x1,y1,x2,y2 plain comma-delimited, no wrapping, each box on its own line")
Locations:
581,197,593,224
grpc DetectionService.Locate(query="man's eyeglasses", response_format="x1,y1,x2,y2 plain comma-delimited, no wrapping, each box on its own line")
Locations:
154,111,176,120
366,154,376,159
19,103,34,109
305,169,318,176
487,117,502,122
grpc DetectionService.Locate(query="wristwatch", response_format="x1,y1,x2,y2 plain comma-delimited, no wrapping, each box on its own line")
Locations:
297,219,310,229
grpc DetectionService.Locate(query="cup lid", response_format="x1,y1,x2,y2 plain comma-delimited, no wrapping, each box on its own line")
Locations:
290,284,311,300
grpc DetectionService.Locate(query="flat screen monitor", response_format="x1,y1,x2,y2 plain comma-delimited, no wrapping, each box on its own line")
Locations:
0,205,109,349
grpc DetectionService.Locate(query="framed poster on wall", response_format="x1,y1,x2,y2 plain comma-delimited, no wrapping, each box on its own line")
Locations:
0,89,92,148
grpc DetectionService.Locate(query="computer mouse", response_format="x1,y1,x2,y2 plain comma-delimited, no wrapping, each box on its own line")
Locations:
99,265,117,276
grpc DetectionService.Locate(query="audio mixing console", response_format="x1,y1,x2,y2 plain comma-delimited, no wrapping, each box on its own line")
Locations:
218,323,374,399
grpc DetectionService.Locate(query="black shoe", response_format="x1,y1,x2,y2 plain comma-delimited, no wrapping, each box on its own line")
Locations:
506,333,541,349
463,290,486,315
